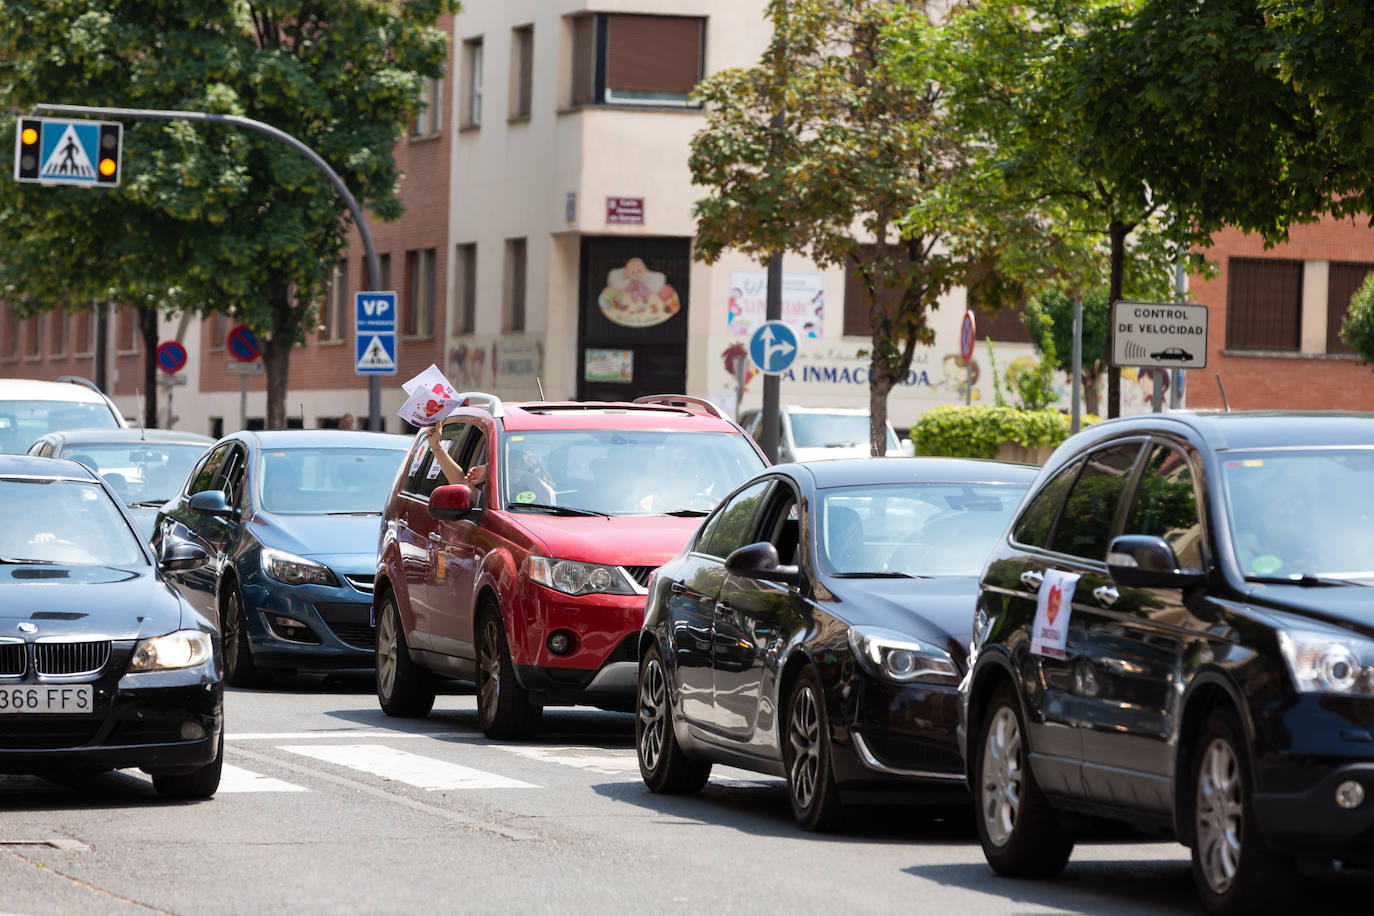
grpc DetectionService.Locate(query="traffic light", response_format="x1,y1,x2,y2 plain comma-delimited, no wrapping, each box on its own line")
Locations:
16,118,40,180
96,123,120,184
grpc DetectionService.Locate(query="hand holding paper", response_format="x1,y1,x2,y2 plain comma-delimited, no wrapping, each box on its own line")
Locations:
397,364,463,427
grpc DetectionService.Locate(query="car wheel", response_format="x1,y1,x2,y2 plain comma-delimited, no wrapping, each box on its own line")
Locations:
152,730,223,800
782,666,845,831
375,591,435,718
637,642,711,794
974,684,1073,877
475,606,542,739
1189,709,1299,915
222,585,268,689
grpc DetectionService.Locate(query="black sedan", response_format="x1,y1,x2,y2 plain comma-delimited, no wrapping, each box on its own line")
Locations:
0,455,222,797
962,411,1374,914
636,457,1036,830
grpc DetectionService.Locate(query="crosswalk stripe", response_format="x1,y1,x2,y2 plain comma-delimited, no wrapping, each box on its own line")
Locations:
228,730,466,741
494,745,780,786
217,764,307,793
277,744,540,791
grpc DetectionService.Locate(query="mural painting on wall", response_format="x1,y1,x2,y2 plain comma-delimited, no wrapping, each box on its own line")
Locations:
447,337,544,391
933,354,983,403
597,257,682,328
722,270,826,398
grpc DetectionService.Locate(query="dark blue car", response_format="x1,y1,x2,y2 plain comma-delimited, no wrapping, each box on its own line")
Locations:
152,430,411,686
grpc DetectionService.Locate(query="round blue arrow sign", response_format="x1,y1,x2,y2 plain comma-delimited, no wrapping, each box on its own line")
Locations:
748,321,799,376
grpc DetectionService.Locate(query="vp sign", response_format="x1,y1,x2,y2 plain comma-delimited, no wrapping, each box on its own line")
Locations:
748,321,799,376
355,291,397,375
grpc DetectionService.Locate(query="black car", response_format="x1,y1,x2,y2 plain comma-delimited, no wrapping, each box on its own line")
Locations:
1150,347,1194,361
961,411,1374,914
637,457,1036,830
0,455,222,797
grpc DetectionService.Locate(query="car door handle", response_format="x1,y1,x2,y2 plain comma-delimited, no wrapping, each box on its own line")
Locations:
715,601,732,615
397,519,408,530
1020,570,1044,589
428,532,442,543
1092,585,1119,607
669,581,686,595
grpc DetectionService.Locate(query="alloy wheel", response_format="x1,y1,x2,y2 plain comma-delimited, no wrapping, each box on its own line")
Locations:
788,685,821,809
376,603,398,700
478,618,502,725
638,658,667,772
1195,737,1244,894
222,591,241,677
981,706,1023,848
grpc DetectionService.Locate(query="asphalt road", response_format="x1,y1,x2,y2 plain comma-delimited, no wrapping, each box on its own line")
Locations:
1,674,1367,915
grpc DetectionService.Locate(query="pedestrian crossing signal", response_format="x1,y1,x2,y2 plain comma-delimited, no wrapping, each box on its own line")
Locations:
97,124,120,184
15,118,41,180
12,115,123,188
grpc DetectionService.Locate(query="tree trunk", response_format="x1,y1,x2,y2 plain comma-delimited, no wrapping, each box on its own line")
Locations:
263,280,292,430
869,345,895,459
1107,220,1129,419
1082,369,1100,417
138,306,160,429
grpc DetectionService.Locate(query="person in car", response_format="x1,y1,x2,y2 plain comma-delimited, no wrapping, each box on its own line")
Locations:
424,423,487,488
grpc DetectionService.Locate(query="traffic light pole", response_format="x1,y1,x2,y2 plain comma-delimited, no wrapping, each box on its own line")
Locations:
36,103,385,432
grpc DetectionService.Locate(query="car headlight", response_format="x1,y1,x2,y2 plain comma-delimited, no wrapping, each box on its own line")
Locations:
127,630,213,672
1277,629,1374,696
261,547,338,587
529,556,634,596
847,626,959,684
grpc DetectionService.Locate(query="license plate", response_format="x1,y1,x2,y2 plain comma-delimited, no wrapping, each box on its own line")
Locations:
0,685,93,714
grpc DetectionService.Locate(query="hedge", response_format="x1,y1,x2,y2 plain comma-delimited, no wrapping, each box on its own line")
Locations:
913,405,1099,460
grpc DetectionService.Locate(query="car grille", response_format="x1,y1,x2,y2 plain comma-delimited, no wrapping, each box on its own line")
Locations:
315,603,376,652
0,722,102,750
860,732,964,775
0,640,24,677
343,574,375,594
604,634,639,666
622,566,655,588
34,640,110,676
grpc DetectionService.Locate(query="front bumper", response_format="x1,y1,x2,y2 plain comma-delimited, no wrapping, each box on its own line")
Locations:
241,571,377,670
509,585,645,708
831,673,967,800
1254,762,1374,859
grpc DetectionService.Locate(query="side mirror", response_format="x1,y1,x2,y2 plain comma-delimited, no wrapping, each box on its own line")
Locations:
160,539,210,573
1107,535,1205,589
725,541,801,587
428,484,476,522
188,490,235,518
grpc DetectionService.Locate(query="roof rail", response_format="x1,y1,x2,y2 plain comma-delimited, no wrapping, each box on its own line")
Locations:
632,394,727,420
454,391,505,418
56,375,104,394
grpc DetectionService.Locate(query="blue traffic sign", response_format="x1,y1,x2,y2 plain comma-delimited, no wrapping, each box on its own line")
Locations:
14,116,123,187
227,325,260,361
355,291,397,375
156,341,187,374
748,321,799,376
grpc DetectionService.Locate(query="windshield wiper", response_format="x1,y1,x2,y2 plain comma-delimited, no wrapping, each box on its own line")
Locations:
663,509,710,517
506,503,610,518
322,511,381,516
128,499,170,508
1245,574,1371,588
830,571,919,579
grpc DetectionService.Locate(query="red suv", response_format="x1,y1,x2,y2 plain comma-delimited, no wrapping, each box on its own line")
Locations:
373,395,768,737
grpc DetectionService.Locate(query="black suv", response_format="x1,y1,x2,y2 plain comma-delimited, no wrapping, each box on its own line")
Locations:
961,411,1374,914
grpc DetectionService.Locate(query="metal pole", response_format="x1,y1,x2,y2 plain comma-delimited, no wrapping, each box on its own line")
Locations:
1071,298,1083,434
761,251,782,464
240,376,247,432
35,103,386,431
1172,259,1188,408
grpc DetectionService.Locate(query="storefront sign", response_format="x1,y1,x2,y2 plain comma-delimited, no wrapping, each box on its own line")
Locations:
606,197,644,225
598,256,682,328
585,349,634,383
727,270,824,341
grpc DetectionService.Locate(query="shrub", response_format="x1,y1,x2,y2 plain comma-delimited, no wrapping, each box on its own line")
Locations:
913,405,1099,460
1341,271,1374,365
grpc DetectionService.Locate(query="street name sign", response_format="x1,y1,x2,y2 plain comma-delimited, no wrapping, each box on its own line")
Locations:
355,291,397,375
14,116,122,187
1111,300,1208,370
225,360,264,376
748,320,799,376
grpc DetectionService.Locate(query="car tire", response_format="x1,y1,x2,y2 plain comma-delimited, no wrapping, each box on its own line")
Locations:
476,605,542,740
973,684,1074,877
222,584,268,689
1189,708,1300,915
782,665,845,832
152,731,223,800
636,642,711,794
375,591,436,718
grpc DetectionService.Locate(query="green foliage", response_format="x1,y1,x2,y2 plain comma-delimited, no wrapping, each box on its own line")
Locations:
1340,272,1374,367
913,405,1098,460
983,336,1056,411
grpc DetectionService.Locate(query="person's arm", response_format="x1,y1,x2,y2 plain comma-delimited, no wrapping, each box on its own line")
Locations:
425,425,485,487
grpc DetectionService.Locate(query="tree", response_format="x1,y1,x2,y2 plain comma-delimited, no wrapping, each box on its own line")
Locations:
1340,273,1374,366
691,0,987,455
0,1,455,429
1023,288,1108,416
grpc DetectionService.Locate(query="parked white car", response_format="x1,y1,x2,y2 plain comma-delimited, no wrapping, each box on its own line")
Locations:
0,377,126,454
741,406,914,462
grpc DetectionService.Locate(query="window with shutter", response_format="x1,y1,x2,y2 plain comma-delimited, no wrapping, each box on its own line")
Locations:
1226,257,1302,351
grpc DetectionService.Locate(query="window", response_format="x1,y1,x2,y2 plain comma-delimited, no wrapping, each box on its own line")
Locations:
462,38,484,127
1050,442,1145,561
504,238,527,332
322,260,348,342
1013,459,1082,549
571,14,704,108
50,308,68,357
697,481,771,558
75,310,95,356
842,244,911,337
1327,262,1374,354
1124,444,1204,570
208,312,226,351
362,254,392,295
116,308,138,354
455,243,477,334
406,248,436,338
411,77,443,137
511,25,533,120
1226,257,1302,351
25,317,41,358
188,444,232,496
2,307,18,359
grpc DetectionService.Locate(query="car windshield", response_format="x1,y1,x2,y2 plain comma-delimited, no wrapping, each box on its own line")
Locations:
0,400,119,454
0,477,145,565
1223,448,1374,580
819,482,1027,576
57,443,208,504
789,413,897,451
259,447,409,515
499,430,766,515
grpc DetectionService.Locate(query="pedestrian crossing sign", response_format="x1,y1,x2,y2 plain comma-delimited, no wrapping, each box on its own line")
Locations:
14,116,123,187
356,333,397,375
